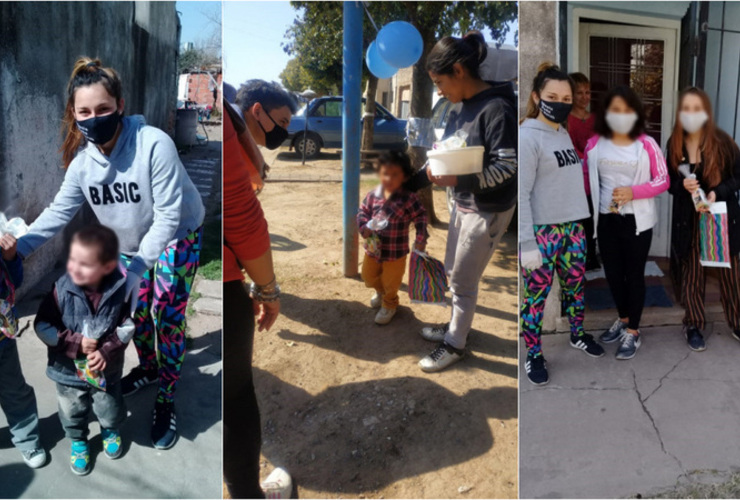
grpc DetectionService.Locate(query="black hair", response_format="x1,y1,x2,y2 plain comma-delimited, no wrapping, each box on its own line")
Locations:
593,85,646,139
426,31,487,80
376,150,413,178
72,224,119,264
235,79,298,115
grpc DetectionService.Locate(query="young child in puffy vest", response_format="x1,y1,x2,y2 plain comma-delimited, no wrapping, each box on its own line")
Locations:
35,225,134,476
357,151,428,325
0,233,46,469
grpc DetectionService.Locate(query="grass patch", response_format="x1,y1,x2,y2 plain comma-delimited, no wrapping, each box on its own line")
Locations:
198,218,221,280
187,291,202,317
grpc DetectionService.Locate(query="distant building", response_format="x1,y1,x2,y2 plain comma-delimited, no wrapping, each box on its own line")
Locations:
178,67,222,111
180,41,195,53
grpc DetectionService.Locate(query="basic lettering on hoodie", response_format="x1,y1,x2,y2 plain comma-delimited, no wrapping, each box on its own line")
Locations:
554,148,580,168
89,183,141,206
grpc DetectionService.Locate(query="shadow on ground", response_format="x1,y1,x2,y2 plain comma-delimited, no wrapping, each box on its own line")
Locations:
255,368,517,494
276,293,517,379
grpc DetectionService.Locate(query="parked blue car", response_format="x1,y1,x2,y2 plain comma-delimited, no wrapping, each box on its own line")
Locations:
285,96,407,158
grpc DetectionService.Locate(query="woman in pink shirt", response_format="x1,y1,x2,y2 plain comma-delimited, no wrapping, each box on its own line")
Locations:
568,72,598,270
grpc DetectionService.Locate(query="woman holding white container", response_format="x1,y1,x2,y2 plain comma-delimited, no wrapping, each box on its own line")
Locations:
404,31,518,372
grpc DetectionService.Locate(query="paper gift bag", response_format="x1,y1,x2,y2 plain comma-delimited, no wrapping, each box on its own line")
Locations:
408,250,449,305
699,202,732,268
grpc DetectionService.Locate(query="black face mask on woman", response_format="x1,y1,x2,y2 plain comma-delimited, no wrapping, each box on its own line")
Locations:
258,109,289,150
76,111,122,145
539,99,572,124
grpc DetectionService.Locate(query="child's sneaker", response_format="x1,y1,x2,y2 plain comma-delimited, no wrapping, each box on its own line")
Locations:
420,323,449,343
261,467,293,499
525,352,549,386
570,332,605,358
374,307,396,325
370,292,382,309
121,366,158,396
70,440,91,475
616,331,641,360
21,448,46,469
102,428,123,459
152,400,178,450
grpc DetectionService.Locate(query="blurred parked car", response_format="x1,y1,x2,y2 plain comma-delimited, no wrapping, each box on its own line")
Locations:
286,96,407,159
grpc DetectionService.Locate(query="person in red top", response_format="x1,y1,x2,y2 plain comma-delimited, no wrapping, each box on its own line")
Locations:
222,96,283,498
568,72,599,270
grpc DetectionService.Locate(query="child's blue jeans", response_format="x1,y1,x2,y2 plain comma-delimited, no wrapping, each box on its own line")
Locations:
0,339,41,451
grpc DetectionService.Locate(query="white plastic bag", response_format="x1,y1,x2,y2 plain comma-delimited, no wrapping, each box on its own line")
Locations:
0,213,29,238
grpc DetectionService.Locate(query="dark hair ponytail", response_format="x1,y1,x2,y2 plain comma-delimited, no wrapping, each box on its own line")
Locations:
61,57,123,169
426,31,487,80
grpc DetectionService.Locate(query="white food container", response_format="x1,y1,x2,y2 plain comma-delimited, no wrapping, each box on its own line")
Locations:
427,146,485,176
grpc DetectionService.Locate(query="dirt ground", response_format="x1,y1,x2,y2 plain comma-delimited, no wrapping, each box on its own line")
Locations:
246,148,518,499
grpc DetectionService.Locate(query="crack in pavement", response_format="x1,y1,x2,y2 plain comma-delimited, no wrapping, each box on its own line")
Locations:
520,386,630,393
642,351,691,403
632,369,685,473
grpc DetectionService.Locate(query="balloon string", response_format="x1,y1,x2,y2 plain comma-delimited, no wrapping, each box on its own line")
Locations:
361,1,379,32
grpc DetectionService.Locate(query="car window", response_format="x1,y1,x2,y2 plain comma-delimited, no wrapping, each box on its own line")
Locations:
375,105,390,120
432,99,452,129
324,100,342,117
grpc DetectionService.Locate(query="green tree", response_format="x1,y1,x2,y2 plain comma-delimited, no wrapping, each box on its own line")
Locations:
283,1,517,220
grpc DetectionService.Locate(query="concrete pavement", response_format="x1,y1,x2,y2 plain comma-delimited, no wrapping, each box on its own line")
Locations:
520,322,740,499
0,281,222,499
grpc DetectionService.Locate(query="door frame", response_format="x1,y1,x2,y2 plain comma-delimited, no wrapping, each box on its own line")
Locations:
570,9,682,258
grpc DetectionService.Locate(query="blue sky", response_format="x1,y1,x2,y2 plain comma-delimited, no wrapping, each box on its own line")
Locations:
223,1,518,87
176,1,222,49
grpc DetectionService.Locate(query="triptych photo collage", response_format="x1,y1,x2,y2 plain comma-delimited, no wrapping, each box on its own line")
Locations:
2,1,740,499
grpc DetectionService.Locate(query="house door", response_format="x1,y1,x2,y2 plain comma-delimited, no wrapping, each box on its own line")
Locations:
579,23,678,258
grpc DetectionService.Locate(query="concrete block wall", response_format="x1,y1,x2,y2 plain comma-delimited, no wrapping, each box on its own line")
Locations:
0,1,180,295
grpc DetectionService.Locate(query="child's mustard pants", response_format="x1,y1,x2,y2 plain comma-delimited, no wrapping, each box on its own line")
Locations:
361,254,407,310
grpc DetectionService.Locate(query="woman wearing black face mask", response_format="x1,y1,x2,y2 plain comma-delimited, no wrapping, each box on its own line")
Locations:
519,62,602,386
17,57,205,451
235,80,297,150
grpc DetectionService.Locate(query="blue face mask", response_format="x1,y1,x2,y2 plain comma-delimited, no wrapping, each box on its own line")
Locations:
76,111,122,145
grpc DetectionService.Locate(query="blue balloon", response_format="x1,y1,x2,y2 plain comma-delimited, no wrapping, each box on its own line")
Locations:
366,40,397,79
376,21,423,68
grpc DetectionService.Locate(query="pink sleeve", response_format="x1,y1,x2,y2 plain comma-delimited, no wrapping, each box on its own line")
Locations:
631,137,670,200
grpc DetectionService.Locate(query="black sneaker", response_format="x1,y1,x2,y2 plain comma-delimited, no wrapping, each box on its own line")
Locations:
600,318,627,344
570,333,605,358
525,352,549,386
685,326,706,352
152,400,177,450
121,366,158,397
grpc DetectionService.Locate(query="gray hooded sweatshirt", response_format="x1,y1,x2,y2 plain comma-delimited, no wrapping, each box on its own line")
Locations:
519,118,590,253
18,115,205,277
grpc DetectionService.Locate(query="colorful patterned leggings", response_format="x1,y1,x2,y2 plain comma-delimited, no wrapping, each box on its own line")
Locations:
521,222,587,356
120,228,202,403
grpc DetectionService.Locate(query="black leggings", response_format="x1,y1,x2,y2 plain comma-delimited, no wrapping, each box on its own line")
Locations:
223,280,264,499
597,214,652,330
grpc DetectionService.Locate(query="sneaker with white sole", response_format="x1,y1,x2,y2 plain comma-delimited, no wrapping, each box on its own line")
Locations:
152,401,178,450
121,366,158,397
370,292,382,309
418,342,464,372
525,352,549,386
600,318,628,344
21,448,46,469
616,332,641,360
374,307,396,325
570,333,605,358
261,467,293,499
420,323,449,343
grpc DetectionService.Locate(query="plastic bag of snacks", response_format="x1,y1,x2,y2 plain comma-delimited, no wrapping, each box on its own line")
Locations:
408,250,449,305
74,358,107,391
432,130,468,151
74,320,107,390
699,202,732,268
363,215,389,260
0,213,29,238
